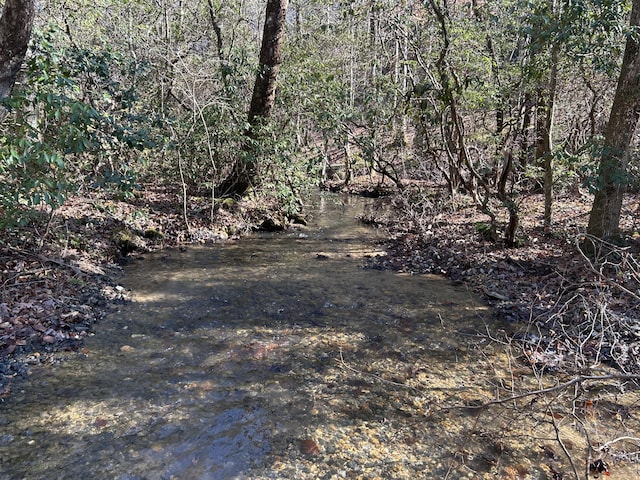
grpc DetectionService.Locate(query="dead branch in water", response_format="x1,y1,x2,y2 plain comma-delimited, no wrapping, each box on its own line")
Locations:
465,374,640,409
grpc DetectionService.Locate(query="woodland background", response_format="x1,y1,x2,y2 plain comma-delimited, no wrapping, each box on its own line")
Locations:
0,0,639,242
2,3,640,476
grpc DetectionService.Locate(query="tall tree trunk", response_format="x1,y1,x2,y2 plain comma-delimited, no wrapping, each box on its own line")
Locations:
0,0,35,102
207,0,225,63
587,0,640,240
218,0,288,197
541,42,559,229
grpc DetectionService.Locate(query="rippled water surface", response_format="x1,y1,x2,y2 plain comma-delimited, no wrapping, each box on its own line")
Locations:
1,193,639,480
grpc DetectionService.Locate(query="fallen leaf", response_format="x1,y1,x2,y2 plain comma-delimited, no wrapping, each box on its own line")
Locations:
299,439,320,455
93,418,108,428
42,299,56,309
545,411,564,419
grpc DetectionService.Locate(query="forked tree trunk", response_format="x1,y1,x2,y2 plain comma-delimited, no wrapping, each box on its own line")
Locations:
587,0,640,240
0,0,35,101
217,0,288,198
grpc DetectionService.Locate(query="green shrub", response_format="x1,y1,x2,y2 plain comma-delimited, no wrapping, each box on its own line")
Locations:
0,27,157,226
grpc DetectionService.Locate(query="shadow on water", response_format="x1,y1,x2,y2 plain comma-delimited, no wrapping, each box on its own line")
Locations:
3,193,638,479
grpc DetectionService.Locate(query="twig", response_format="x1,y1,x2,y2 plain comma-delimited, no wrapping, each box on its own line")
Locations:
6,245,88,276
576,234,640,302
571,411,593,480
465,374,640,409
35,255,85,275
598,436,640,452
546,400,581,480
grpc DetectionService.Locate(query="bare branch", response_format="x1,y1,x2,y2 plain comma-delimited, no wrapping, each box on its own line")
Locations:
465,374,640,409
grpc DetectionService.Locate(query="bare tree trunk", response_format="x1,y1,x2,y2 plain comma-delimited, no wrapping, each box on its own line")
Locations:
207,0,225,63
518,92,534,167
530,0,560,224
218,0,288,197
542,42,559,229
246,0,288,124
587,0,640,240
0,0,35,101
342,17,356,188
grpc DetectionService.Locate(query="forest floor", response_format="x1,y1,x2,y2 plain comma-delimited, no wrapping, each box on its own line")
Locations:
1,180,639,396
361,184,640,376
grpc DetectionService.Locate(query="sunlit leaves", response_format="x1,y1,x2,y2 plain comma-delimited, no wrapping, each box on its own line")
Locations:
524,0,629,74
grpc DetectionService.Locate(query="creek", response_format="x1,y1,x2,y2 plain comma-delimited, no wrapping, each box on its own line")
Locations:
1,193,638,479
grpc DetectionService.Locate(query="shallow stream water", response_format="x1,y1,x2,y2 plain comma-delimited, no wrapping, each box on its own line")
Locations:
1,193,639,480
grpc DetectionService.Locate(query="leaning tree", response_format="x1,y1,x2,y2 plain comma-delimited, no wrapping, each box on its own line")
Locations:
217,0,289,198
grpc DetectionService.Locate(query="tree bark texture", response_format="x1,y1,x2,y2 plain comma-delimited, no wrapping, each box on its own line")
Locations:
247,0,288,124
587,0,640,240
218,0,288,197
0,0,35,100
